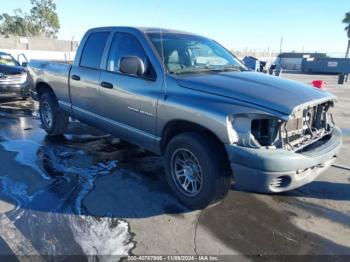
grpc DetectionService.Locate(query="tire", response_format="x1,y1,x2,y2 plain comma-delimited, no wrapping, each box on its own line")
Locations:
164,132,231,210
39,92,69,136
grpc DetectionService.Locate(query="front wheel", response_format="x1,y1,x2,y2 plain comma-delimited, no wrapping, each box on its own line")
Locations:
39,92,69,136
164,133,231,210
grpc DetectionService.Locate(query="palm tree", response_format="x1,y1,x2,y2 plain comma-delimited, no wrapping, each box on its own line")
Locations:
343,12,350,58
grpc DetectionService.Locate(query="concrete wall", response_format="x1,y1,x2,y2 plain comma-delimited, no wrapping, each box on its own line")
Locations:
0,35,79,51
0,35,78,61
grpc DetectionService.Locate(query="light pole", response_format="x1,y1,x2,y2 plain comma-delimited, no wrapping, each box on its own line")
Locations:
279,36,283,54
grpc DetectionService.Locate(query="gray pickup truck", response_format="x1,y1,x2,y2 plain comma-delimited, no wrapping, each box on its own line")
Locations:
28,27,342,209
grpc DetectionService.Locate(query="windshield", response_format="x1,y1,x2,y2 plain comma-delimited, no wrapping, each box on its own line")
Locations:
0,53,19,66
147,33,247,74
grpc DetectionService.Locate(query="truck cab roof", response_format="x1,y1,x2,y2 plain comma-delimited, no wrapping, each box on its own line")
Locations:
86,26,198,36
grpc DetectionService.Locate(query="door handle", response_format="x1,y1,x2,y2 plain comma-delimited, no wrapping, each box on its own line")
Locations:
101,81,113,89
71,75,81,81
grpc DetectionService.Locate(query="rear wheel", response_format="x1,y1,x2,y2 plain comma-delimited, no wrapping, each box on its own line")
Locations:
165,132,231,209
39,92,69,136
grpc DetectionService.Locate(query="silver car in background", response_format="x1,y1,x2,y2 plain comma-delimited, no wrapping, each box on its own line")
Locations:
0,51,30,100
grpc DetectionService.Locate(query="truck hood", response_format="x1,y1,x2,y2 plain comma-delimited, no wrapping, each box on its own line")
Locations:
175,71,335,116
0,64,26,75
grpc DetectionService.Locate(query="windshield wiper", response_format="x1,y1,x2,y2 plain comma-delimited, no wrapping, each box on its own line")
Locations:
206,65,244,72
171,67,214,74
171,65,245,75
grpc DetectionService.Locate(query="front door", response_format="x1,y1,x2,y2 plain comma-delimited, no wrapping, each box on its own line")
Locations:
99,32,162,150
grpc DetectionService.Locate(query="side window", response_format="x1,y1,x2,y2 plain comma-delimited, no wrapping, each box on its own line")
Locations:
80,31,110,69
107,33,155,79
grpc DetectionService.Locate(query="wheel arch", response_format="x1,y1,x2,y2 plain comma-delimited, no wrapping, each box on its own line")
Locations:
36,82,56,99
160,119,227,157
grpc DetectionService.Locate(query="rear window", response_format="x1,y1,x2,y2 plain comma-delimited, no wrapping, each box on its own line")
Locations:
80,31,110,69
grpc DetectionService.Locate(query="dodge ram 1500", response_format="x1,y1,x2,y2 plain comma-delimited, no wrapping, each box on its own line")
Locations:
28,27,342,209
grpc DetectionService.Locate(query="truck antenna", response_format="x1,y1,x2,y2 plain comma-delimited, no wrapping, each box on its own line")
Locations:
160,28,167,96
158,8,167,97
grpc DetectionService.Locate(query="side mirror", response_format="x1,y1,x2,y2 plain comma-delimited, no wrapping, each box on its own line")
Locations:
119,56,145,76
21,62,28,67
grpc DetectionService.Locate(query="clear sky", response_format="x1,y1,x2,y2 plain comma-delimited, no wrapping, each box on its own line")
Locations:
1,0,349,54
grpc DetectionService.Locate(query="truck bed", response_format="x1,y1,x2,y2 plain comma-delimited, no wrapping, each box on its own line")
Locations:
28,60,72,105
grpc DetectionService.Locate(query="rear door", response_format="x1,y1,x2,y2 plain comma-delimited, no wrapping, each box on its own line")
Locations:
99,32,161,150
69,31,110,122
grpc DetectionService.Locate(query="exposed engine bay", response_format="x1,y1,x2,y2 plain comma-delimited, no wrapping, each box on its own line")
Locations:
250,101,334,151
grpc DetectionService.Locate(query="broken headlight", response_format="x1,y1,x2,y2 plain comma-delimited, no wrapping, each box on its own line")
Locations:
251,118,282,147
227,114,282,148
19,72,28,84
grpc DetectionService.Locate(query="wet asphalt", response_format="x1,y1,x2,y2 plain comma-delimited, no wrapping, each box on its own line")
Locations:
0,73,350,262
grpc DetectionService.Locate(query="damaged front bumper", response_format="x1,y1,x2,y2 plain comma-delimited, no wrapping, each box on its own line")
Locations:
0,82,31,99
225,126,342,193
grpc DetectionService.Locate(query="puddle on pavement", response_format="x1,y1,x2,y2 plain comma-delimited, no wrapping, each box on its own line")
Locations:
0,135,135,258
0,98,185,258
0,98,38,118
0,100,135,258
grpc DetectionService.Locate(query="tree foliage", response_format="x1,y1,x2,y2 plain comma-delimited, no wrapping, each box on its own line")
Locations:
343,11,350,58
343,12,350,37
0,0,60,38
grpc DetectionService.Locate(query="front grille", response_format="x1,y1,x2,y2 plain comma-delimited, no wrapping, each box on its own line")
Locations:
0,73,27,85
281,102,332,150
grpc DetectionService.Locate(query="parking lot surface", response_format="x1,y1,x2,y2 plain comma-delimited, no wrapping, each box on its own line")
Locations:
0,73,349,261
